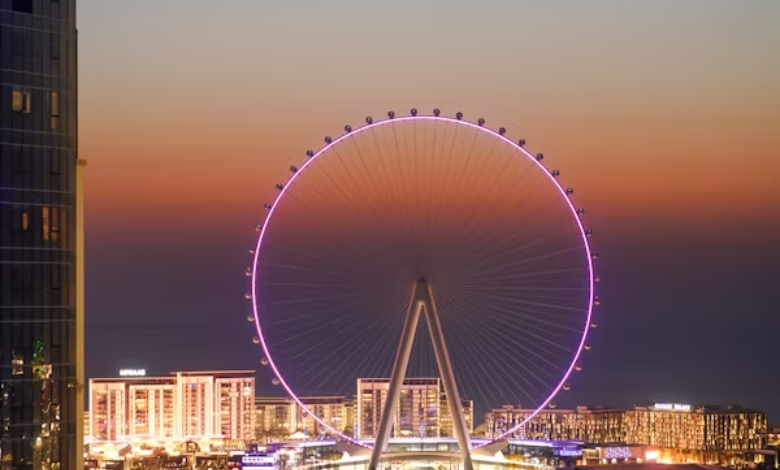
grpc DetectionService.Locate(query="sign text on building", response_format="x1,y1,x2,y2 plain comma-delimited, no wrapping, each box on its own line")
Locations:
119,369,146,377
653,403,691,411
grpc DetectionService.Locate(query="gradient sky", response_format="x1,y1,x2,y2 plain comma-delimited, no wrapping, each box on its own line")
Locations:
78,1,780,421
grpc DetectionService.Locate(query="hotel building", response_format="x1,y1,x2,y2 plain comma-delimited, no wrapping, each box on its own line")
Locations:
486,403,767,453
89,371,255,441
356,378,442,439
486,405,624,443
627,404,767,452
1,1,82,470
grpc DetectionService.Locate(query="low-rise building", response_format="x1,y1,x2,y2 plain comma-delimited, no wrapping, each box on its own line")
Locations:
486,402,767,454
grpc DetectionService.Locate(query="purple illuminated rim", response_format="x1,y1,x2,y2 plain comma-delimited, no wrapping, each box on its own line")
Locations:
250,114,595,449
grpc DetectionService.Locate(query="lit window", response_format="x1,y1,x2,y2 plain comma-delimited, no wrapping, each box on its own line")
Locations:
51,91,60,129
51,208,60,242
42,207,50,241
12,89,31,114
22,212,29,230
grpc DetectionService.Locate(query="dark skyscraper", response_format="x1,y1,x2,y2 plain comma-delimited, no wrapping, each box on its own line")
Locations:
1,2,82,470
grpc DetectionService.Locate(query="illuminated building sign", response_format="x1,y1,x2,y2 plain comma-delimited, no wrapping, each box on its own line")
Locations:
555,449,583,457
652,403,691,411
603,447,633,460
119,369,146,377
242,454,277,470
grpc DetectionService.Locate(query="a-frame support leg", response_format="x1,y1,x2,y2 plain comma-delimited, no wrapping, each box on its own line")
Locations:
369,279,473,470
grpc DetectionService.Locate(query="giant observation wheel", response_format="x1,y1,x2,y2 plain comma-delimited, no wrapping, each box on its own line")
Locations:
248,109,598,462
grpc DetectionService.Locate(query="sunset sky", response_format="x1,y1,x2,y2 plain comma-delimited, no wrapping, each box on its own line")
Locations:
78,1,780,418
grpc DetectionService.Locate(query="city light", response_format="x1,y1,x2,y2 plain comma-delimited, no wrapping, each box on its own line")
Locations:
652,403,691,411
119,368,146,377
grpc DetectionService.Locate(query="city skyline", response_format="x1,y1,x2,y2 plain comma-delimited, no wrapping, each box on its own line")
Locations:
75,0,780,425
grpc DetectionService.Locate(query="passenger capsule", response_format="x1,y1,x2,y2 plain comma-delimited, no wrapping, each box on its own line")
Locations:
411,108,418,116
365,116,373,124
456,112,463,120
387,111,395,119
276,184,284,190
244,293,251,300
563,384,571,391
261,357,269,366
478,118,485,126
499,127,506,135
549,402,557,409
591,323,598,329
306,149,314,157
584,344,592,351
578,207,585,215
433,109,441,116
324,136,332,144
255,224,262,231
272,378,280,386
264,203,272,210
245,267,252,277
595,276,601,283
552,169,560,177
518,139,526,147
252,337,261,345
594,296,601,306
536,153,544,161
592,253,599,260
566,188,574,195
249,249,255,254
290,166,298,172
246,315,254,322
586,229,594,236
575,364,583,372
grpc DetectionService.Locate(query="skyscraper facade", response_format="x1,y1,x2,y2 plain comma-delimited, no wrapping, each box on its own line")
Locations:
0,2,81,470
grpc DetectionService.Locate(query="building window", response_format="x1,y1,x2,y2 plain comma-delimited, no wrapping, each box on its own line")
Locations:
51,208,60,242
43,207,51,241
11,32,25,56
22,212,29,231
51,91,60,129
12,89,32,114
12,0,33,13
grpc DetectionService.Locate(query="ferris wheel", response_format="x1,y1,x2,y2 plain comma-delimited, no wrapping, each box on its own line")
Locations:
248,109,597,467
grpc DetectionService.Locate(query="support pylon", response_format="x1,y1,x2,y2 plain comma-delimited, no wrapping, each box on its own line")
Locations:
368,279,473,470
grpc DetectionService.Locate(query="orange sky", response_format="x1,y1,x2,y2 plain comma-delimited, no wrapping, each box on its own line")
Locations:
77,1,780,243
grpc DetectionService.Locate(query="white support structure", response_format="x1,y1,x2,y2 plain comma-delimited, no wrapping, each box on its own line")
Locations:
369,279,473,470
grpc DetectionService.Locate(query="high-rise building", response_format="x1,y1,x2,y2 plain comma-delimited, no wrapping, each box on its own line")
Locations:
89,371,255,441
357,378,441,439
1,2,81,470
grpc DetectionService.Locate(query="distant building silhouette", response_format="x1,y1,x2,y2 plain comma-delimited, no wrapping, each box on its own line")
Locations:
0,2,82,470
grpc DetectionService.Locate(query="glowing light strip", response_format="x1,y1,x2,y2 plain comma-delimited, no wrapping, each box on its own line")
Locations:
250,114,595,450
